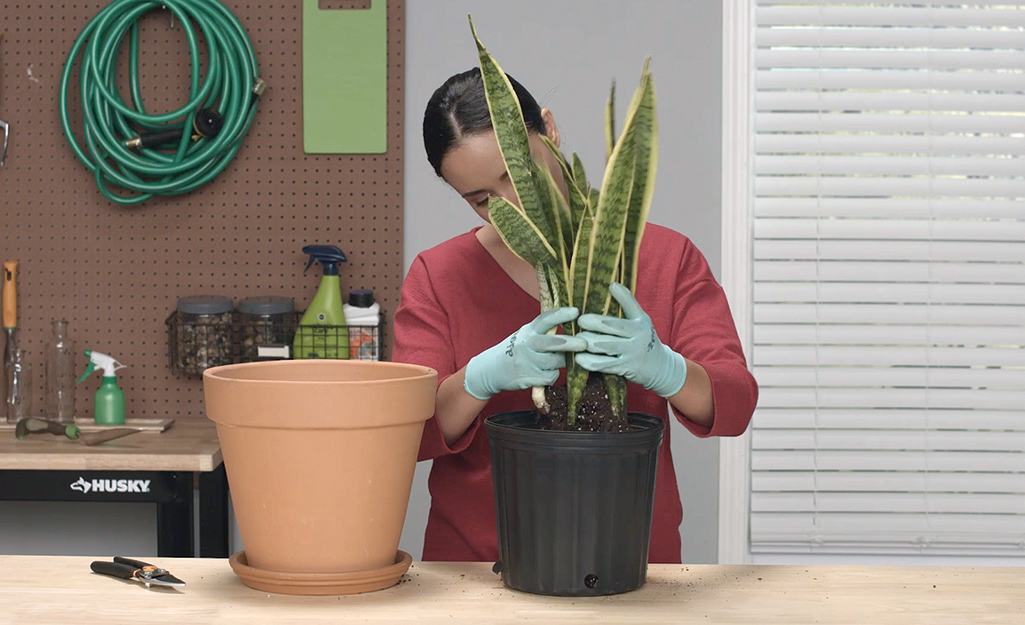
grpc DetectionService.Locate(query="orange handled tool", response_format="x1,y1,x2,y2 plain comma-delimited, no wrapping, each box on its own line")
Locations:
2,261,16,330
2,261,16,415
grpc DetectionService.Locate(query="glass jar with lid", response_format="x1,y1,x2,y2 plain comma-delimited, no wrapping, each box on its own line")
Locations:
238,296,295,362
174,295,234,375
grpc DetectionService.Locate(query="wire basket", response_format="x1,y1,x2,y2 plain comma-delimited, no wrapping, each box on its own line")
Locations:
166,310,385,377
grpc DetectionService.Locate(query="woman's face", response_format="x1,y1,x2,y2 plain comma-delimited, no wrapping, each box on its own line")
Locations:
439,109,569,222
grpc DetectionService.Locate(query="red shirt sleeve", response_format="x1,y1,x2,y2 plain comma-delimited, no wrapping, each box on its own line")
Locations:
393,255,482,460
668,240,759,438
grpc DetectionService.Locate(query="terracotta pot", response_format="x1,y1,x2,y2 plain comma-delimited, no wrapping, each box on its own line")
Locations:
203,360,436,584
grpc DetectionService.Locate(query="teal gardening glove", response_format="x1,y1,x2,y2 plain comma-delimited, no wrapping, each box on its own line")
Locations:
464,307,587,401
575,283,688,398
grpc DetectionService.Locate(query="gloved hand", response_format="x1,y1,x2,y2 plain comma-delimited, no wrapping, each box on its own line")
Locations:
575,282,688,398
464,307,587,401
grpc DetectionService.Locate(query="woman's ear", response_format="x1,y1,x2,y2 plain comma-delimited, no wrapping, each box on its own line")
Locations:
540,108,561,148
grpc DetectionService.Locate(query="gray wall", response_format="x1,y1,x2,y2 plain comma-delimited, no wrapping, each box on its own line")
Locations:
400,0,724,564
0,0,724,564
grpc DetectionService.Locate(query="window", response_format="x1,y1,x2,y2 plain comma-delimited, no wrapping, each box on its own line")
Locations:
747,1,1025,558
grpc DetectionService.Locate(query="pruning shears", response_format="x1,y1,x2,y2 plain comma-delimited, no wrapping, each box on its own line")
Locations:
90,557,186,588
15,418,80,440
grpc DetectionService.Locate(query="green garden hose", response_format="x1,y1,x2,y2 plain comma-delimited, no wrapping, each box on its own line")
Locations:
59,0,264,206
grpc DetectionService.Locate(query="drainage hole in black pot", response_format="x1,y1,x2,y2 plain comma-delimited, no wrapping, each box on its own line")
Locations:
584,574,598,589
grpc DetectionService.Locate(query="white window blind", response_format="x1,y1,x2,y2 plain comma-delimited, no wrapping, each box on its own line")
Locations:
751,1,1025,556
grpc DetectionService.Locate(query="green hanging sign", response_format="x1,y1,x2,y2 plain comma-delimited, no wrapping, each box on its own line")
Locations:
302,0,388,154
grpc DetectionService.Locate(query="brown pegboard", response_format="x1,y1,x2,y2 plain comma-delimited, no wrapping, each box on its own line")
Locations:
0,1,404,420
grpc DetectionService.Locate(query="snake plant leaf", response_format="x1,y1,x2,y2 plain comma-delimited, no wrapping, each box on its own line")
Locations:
583,141,637,319
566,360,588,422
539,136,569,177
581,58,655,317
540,136,587,246
528,136,573,305
606,251,624,323
620,58,658,291
569,153,593,236
565,165,598,424
572,154,590,206
544,263,568,310
568,152,634,425
539,135,570,183
536,265,555,312
534,260,570,414
530,255,566,313
531,263,559,414
605,79,616,163
488,195,557,268
470,17,558,251
538,163,574,279
570,187,597,313
587,64,658,421
604,374,627,419
536,145,574,246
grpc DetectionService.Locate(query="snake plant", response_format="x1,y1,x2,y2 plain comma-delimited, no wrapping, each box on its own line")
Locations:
470,17,658,425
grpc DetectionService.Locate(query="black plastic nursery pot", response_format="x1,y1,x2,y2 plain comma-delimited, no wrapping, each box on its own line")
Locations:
485,411,664,597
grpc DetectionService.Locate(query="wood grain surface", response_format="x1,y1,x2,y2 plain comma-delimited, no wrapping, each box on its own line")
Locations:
0,418,220,471
0,556,1022,624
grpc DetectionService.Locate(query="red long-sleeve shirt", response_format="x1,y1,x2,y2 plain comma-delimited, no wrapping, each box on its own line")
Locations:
393,224,758,563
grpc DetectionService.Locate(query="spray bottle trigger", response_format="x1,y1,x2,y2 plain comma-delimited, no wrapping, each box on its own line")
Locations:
77,362,96,384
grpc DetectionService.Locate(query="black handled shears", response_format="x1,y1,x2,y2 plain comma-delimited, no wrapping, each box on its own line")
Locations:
90,557,186,588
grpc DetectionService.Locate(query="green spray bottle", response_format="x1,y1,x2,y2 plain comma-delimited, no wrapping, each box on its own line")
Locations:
77,350,126,425
293,245,349,359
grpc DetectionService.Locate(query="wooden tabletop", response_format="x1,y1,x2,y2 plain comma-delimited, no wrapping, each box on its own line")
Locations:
0,556,1021,624
0,419,222,472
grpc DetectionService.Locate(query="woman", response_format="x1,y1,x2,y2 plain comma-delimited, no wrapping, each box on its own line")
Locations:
394,68,758,563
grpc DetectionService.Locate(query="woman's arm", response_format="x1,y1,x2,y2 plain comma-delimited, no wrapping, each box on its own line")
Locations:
435,367,489,445
666,359,714,429
660,234,756,438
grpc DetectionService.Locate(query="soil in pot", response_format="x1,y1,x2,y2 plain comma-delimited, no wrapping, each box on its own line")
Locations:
538,372,630,432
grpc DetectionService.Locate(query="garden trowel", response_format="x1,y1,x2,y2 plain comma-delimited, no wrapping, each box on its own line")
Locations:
79,428,146,446
15,417,145,446
3,261,18,415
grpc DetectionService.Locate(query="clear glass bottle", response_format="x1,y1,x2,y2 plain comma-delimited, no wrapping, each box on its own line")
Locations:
0,337,8,422
45,319,76,423
5,348,31,423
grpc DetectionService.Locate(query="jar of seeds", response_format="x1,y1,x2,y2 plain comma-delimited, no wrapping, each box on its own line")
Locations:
238,296,295,362
174,295,234,375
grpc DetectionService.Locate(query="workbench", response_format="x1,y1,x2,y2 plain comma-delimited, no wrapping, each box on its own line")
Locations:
0,420,227,557
0,556,1021,624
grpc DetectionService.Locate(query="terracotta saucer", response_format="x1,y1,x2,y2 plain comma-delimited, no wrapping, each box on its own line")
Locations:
228,550,413,595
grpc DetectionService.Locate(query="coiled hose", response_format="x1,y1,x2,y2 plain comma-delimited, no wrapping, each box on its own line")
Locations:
59,0,264,206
